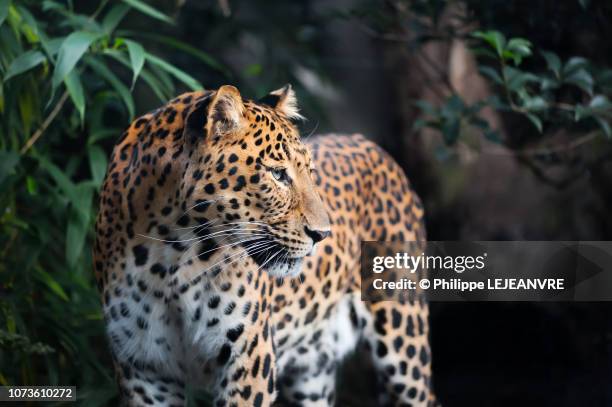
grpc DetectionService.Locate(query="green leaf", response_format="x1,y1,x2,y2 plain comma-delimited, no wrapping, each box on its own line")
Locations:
88,145,107,186
66,209,87,267
522,96,548,111
122,0,173,24
145,52,202,91
121,32,227,75
478,66,503,84
540,76,561,91
525,113,543,133
503,66,539,91
589,95,612,111
444,94,465,113
244,63,262,77
64,70,85,123
4,50,47,82
66,182,93,267
506,38,532,56
26,176,37,195
36,269,69,301
578,0,590,9
0,151,19,184
102,4,130,34
564,69,594,95
124,39,145,89
441,117,460,144
52,31,102,90
541,51,561,77
414,100,436,115
574,104,589,121
470,46,498,60
506,38,532,65
575,96,612,121
471,30,506,58
40,37,64,59
37,155,76,202
86,58,135,121
0,0,10,28
103,50,170,101
562,56,588,76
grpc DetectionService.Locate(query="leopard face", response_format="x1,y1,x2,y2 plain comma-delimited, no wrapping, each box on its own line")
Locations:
184,85,330,277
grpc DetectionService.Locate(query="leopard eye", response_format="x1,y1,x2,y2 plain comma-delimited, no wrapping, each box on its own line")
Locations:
271,167,290,184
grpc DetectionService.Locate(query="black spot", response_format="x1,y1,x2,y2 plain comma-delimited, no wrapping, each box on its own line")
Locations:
419,346,430,365
391,309,402,329
204,183,215,194
208,296,221,308
262,354,271,378
251,356,260,377
412,366,421,380
233,176,246,191
406,315,415,337
376,340,388,358
253,392,263,407
217,344,231,365
132,245,149,266
137,316,148,330
226,324,244,342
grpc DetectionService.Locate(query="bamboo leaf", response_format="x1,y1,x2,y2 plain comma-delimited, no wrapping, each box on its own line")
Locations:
4,50,47,82
52,31,102,90
121,31,227,74
145,52,202,91
525,113,543,132
36,269,69,301
102,3,130,34
86,57,135,121
124,39,145,88
121,0,173,24
0,0,10,28
104,50,170,101
88,144,107,186
64,70,85,123
0,151,19,184
541,50,561,77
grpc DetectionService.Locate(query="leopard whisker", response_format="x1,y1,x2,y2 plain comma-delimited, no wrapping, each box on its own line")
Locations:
186,240,276,285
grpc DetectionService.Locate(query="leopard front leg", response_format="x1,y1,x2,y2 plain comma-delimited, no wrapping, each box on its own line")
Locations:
362,300,438,407
212,320,277,407
114,360,186,407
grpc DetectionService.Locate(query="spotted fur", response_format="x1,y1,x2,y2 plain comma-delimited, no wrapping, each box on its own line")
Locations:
94,85,435,406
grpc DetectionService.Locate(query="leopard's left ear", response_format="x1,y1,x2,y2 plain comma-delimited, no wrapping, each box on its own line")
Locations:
207,85,247,136
259,84,304,121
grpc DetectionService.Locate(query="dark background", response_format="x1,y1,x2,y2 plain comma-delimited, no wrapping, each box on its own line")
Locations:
174,3,612,405
2,0,612,405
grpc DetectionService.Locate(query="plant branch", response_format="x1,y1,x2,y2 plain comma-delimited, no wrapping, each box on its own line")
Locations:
19,91,69,155
483,130,601,157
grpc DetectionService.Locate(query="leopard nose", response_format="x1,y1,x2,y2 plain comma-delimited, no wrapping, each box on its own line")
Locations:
304,226,331,243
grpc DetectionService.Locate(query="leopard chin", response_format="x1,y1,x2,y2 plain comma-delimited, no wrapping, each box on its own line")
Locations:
244,238,305,277
266,257,304,278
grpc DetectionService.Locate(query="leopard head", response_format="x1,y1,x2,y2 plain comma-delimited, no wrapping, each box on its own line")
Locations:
183,85,330,277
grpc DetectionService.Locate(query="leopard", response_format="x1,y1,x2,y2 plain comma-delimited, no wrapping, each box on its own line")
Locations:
93,84,435,407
